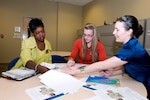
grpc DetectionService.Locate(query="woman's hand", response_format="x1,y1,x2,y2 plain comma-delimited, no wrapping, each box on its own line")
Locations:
64,68,80,76
67,59,75,68
38,65,50,74
100,70,123,77
100,70,114,77
26,60,50,74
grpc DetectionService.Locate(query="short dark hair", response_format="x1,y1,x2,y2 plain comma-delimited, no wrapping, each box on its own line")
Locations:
29,18,44,33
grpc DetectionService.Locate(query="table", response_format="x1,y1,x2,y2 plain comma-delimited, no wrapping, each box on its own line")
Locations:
0,64,147,100
51,51,71,57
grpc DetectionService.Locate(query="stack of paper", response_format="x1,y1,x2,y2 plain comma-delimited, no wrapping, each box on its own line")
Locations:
40,62,67,69
39,70,85,94
40,62,56,69
1,67,36,81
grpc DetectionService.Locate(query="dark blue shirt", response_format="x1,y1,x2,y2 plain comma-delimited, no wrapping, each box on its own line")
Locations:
115,38,150,84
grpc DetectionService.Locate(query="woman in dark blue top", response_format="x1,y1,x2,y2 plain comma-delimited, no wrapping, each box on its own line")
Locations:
66,15,150,99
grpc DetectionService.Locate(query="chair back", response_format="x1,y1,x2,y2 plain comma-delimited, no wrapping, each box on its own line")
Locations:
52,55,67,63
8,57,19,70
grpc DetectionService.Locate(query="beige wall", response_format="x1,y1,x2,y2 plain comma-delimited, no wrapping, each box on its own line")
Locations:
0,0,82,63
83,0,150,26
1,0,150,63
57,3,82,51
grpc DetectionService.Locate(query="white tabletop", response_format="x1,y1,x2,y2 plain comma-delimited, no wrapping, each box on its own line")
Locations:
0,65,147,100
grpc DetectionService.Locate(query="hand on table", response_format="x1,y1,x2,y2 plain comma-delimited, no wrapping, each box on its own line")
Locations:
63,67,80,76
38,65,50,74
100,70,113,77
100,69,123,77
67,59,75,68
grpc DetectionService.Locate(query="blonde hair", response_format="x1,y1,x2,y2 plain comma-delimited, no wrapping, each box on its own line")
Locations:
82,23,99,63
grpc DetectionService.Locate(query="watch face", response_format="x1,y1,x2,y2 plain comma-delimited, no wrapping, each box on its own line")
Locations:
79,66,86,73
79,66,86,69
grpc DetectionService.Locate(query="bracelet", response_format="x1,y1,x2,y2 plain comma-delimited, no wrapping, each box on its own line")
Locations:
79,66,86,73
35,64,39,72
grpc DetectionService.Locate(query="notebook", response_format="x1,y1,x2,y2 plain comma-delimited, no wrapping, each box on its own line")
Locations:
1,67,36,81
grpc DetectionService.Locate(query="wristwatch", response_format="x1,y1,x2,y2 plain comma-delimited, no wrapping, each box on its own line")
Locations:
79,66,86,73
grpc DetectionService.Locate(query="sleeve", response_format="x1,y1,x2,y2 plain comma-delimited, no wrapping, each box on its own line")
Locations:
115,48,135,61
45,39,52,51
45,39,52,63
70,39,81,60
20,40,36,66
97,42,107,61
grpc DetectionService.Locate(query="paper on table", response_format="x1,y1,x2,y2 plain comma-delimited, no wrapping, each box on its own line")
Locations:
40,62,56,69
87,86,148,100
26,85,63,100
40,62,67,69
39,70,85,94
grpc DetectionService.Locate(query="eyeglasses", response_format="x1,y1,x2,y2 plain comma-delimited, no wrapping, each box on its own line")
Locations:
83,34,93,37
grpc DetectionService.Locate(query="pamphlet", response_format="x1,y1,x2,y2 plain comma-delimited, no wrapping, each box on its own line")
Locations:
87,86,148,100
86,76,120,86
26,85,65,100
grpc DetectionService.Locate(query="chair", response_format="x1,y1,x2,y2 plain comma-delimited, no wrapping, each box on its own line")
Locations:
52,55,67,63
8,57,19,70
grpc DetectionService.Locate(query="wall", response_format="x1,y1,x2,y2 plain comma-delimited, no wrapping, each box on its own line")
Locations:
83,0,150,26
1,0,150,63
57,3,82,51
0,0,82,63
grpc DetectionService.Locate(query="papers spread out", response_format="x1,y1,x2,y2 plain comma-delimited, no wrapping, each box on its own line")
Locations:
39,70,85,94
1,67,36,81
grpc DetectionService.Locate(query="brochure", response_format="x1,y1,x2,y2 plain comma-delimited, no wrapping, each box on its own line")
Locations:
87,86,148,100
26,85,66,100
86,75,120,85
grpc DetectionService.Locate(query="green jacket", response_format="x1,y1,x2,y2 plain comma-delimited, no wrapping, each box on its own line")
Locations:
11,36,52,69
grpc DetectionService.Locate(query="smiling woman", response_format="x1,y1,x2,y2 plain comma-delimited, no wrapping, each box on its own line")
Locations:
65,15,150,100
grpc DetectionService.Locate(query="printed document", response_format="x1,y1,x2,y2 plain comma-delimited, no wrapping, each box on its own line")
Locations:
26,85,65,100
39,70,85,94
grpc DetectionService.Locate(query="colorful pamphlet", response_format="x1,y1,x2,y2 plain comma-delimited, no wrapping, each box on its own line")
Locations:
86,76,119,85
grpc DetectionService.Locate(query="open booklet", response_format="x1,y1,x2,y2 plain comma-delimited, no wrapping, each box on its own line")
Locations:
1,62,66,81
1,67,36,81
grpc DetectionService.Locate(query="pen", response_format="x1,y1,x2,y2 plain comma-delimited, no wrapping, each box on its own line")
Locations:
83,85,97,90
45,93,65,100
